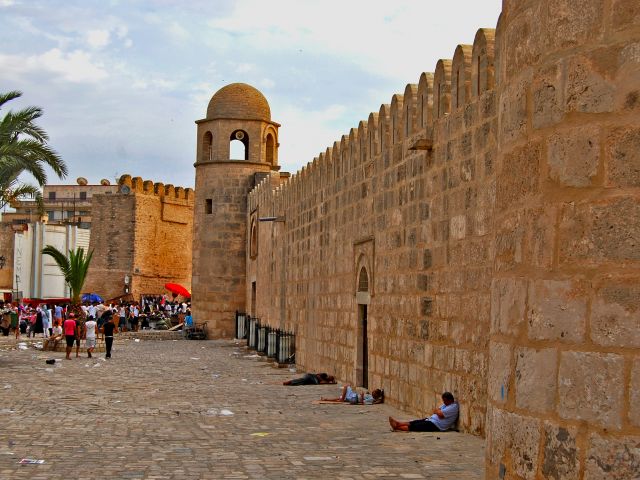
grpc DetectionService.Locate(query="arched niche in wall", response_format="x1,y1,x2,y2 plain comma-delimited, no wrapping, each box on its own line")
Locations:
249,217,258,259
202,131,213,162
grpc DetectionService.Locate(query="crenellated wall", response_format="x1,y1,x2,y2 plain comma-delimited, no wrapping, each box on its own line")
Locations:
85,174,194,301
245,0,640,477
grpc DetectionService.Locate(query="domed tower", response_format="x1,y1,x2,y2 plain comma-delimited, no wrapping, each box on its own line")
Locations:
192,83,280,337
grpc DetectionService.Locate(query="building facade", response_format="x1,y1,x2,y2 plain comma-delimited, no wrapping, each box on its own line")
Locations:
83,174,194,302
193,1,640,478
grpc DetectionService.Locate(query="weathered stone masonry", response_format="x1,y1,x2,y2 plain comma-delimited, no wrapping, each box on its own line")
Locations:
85,175,194,301
237,1,640,478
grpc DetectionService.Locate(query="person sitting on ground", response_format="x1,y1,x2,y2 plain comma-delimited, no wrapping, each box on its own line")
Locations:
283,372,336,386
44,321,64,351
321,384,384,404
388,391,459,432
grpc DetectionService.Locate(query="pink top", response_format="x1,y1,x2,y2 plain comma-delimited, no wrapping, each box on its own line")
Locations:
63,319,76,336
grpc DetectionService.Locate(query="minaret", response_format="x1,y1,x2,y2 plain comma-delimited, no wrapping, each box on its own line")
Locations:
191,83,280,337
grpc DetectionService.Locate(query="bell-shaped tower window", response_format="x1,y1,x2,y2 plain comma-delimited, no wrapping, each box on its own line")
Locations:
230,130,249,160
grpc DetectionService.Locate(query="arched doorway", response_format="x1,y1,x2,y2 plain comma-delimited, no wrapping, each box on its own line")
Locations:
356,265,369,388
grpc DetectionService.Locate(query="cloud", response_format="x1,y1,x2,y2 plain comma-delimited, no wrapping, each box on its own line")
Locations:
0,48,107,83
86,29,110,48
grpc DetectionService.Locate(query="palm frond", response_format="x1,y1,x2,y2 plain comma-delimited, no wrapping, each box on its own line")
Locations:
42,245,94,304
0,91,22,110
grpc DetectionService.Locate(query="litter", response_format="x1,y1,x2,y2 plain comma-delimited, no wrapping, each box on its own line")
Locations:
244,354,260,358
93,363,101,368
45,359,55,365
17,344,28,350
219,409,234,416
212,374,220,379
19,459,45,464
134,339,140,343
0,409,15,414
250,432,270,437
45,368,54,373
304,456,336,461
190,357,200,360
3,384,11,389
205,408,218,416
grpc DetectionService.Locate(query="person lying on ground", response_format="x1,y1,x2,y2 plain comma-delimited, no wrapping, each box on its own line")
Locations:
388,391,458,432
283,372,336,386
321,384,384,404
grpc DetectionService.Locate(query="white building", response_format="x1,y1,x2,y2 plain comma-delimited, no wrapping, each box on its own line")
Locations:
13,223,90,299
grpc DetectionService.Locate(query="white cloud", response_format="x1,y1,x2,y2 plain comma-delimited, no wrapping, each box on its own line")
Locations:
259,78,275,89
86,29,111,48
0,48,107,83
0,0,16,6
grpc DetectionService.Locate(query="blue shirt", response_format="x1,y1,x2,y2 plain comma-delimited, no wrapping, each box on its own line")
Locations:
427,402,459,431
185,315,193,327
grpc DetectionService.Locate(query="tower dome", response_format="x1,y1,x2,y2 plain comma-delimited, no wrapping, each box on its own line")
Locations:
206,83,271,122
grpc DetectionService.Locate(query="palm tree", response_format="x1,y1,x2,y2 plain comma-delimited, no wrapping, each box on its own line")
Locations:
0,90,67,211
41,245,93,306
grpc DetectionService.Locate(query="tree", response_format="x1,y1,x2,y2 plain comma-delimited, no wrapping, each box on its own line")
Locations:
0,91,67,211
41,245,93,305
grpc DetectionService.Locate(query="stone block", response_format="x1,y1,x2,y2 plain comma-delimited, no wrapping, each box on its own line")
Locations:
491,277,527,335
565,54,615,114
496,141,541,210
510,412,541,480
547,126,600,187
631,359,640,427
532,62,564,129
558,351,624,428
585,433,640,479
610,0,640,32
559,198,640,264
499,80,528,144
591,281,640,348
542,422,580,480
488,341,512,404
542,0,604,51
527,279,587,342
605,126,640,187
515,347,557,413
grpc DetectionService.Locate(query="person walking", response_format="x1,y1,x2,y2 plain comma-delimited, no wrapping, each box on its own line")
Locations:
63,314,77,360
84,316,98,358
102,313,116,359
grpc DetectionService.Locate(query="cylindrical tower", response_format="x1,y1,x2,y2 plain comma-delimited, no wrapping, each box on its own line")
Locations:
192,83,280,337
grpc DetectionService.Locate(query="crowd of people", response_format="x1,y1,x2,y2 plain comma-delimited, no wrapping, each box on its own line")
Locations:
0,296,192,359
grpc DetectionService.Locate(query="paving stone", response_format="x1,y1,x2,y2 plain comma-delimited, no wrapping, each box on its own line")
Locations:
0,336,484,479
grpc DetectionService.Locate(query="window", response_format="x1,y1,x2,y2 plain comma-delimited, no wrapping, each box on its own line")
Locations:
203,131,213,162
66,210,75,219
205,199,212,214
46,210,56,220
358,267,369,292
230,130,249,160
266,133,275,164
48,191,56,200
79,191,87,200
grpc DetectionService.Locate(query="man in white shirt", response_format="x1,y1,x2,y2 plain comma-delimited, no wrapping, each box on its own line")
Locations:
389,392,459,432
84,317,98,358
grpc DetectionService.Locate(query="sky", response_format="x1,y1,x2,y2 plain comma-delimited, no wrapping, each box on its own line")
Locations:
0,0,503,189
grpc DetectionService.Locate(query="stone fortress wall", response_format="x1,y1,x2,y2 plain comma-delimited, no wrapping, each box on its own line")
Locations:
246,0,640,478
85,174,194,301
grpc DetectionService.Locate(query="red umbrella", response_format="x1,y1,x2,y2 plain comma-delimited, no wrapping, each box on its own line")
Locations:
164,283,191,298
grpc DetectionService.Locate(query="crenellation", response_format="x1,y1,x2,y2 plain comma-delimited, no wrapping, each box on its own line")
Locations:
402,83,418,138
451,44,473,111
434,59,453,120
131,176,144,192
471,28,496,98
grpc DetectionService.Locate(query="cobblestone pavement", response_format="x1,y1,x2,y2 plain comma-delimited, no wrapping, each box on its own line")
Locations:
0,336,485,479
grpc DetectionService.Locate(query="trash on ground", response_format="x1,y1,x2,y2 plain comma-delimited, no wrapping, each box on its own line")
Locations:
250,432,270,437
219,409,234,416
45,359,55,365
19,458,45,464
304,456,336,461
93,363,101,368
17,343,28,350
244,354,260,358
45,368,54,373
212,374,220,379
3,384,11,389
134,339,140,343
190,357,200,360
